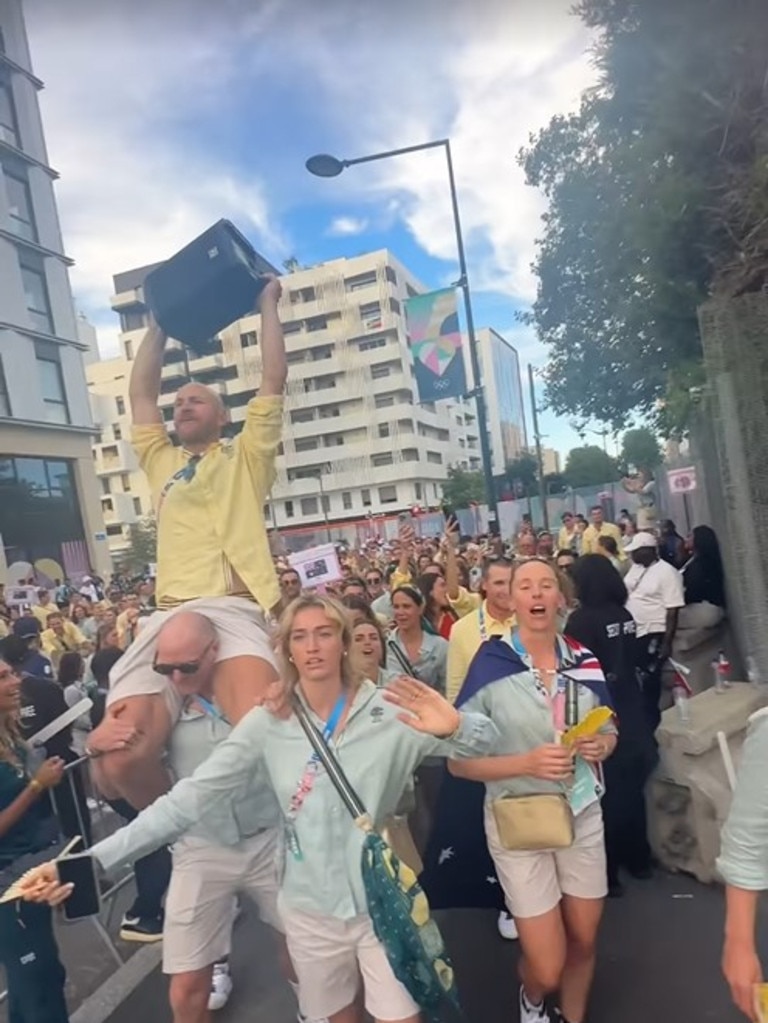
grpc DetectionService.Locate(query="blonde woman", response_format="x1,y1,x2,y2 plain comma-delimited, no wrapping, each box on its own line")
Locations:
449,559,616,1023
22,596,497,1023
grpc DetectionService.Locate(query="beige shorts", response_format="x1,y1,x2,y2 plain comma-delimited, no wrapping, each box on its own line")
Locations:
281,907,419,1021
106,596,277,719
485,801,607,919
162,829,283,975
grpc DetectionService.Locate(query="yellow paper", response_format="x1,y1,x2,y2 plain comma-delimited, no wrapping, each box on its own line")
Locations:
754,983,768,1022
562,707,614,746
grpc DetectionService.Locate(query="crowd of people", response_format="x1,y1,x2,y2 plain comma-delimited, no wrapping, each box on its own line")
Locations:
0,273,757,1023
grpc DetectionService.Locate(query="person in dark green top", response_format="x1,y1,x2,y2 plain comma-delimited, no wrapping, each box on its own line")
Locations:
0,654,68,1022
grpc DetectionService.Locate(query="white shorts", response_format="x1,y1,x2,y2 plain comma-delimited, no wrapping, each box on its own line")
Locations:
485,801,607,919
281,907,420,1022
162,829,283,975
106,596,277,719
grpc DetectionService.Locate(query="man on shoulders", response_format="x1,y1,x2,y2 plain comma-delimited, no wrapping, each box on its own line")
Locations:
90,276,286,816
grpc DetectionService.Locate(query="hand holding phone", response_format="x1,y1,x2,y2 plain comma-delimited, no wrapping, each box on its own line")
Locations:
55,854,101,920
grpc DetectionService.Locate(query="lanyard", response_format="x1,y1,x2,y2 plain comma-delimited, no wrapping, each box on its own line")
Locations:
285,693,348,860
507,630,568,723
193,695,230,726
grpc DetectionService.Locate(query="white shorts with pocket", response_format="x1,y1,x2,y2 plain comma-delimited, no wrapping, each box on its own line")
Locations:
485,800,607,919
281,906,420,1021
162,828,283,975
106,596,277,720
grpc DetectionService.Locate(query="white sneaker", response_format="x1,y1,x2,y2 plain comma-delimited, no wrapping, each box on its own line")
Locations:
297,1014,329,1023
497,910,518,940
208,961,233,1011
519,985,550,1023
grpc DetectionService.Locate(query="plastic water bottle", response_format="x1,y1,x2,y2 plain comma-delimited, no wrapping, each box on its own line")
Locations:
713,650,731,693
673,686,691,724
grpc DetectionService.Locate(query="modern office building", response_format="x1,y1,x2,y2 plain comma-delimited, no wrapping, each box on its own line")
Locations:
0,0,109,585
87,249,484,556
474,327,527,474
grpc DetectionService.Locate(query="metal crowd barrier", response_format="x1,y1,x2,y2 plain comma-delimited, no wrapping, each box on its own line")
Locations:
0,756,138,1004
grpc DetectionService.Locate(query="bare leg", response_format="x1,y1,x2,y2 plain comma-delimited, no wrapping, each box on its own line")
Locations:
374,1016,420,1023
169,965,213,1023
558,895,604,1023
329,1007,362,1023
212,655,279,725
90,694,172,809
515,906,567,1006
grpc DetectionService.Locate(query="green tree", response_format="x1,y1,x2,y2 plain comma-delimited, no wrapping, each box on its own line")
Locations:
563,446,619,489
504,453,540,497
123,517,157,574
441,466,486,509
620,427,664,475
519,0,768,433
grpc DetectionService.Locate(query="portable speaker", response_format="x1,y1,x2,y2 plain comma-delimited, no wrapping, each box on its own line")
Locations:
143,219,280,353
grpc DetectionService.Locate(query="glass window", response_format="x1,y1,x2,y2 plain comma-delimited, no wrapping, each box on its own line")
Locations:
285,500,294,518
14,457,47,494
427,451,443,464
116,396,125,415
133,497,142,516
295,437,319,452
113,424,122,440
0,80,19,147
361,488,372,507
378,485,398,504
36,357,69,424
372,453,393,467
301,496,318,516
120,309,147,332
240,331,257,348
4,171,36,241
121,474,130,492
124,339,134,360
100,477,111,496
378,423,390,438
21,263,54,334
371,365,390,380
342,491,352,510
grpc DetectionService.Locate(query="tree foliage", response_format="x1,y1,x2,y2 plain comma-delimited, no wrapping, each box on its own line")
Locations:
563,445,619,489
441,466,486,509
503,453,540,497
122,518,157,574
620,427,664,474
519,0,768,434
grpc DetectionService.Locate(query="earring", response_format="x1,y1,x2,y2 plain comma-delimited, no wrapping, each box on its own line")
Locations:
288,656,294,663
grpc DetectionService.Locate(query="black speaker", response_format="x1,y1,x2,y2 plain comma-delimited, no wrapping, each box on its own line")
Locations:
143,220,279,353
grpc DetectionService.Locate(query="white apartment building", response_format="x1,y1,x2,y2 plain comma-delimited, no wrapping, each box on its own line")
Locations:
473,327,526,475
0,0,109,584
88,249,484,556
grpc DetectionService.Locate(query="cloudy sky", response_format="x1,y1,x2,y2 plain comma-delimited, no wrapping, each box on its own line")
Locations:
23,0,602,456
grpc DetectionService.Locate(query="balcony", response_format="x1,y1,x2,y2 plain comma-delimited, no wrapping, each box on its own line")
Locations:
100,492,140,526
96,439,138,475
188,352,224,374
110,287,145,311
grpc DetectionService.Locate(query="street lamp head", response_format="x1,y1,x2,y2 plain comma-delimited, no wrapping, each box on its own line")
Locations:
305,153,346,177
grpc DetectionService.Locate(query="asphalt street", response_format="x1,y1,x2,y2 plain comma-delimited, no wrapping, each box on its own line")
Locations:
103,870,759,1023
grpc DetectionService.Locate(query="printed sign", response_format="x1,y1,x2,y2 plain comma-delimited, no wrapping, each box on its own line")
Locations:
667,466,697,494
288,543,342,589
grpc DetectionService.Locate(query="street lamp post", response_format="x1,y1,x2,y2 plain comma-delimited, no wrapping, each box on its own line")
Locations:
306,141,498,533
315,464,332,543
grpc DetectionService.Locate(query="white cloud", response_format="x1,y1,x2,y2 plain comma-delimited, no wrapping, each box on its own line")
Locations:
22,0,596,364
326,215,368,237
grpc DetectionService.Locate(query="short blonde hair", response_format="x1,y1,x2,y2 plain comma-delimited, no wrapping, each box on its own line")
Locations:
277,594,363,693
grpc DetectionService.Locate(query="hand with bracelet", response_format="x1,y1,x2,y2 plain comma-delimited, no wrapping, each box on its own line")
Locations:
29,757,66,793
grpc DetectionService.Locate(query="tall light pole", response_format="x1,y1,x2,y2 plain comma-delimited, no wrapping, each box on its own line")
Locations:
314,464,332,544
527,364,550,532
306,142,498,533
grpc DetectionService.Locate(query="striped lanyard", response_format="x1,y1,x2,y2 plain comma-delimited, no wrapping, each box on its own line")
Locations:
507,630,567,730
285,693,347,861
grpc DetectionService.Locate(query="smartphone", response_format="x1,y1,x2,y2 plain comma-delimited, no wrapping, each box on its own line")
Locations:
57,854,101,920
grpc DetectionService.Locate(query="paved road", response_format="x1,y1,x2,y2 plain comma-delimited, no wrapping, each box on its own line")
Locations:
105,871,759,1023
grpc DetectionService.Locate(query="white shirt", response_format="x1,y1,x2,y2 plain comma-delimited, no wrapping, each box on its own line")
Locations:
625,559,685,637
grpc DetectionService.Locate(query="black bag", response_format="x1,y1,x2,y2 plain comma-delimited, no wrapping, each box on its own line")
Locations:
144,219,279,352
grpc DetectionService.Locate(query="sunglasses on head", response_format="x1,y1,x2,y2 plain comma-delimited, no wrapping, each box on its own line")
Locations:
153,640,214,677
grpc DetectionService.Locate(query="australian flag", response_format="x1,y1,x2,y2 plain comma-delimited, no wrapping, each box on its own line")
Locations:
419,635,612,910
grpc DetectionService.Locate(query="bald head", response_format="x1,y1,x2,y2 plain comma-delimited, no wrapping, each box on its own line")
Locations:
173,382,228,448
155,612,218,695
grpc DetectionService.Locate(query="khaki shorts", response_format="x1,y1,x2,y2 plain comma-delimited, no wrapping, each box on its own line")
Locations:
281,907,419,1021
162,829,283,975
106,596,277,719
485,800,607,919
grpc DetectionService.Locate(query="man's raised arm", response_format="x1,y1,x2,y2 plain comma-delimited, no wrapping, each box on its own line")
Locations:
256,276,286,397
129,316,167,424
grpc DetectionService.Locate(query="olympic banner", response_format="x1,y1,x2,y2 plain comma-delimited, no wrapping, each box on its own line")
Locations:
404,288,467,403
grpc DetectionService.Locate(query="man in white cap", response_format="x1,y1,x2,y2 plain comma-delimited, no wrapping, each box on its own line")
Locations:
624,531,685,729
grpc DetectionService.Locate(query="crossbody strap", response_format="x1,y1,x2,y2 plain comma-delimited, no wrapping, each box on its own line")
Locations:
293,697,369,823
387,637,420,680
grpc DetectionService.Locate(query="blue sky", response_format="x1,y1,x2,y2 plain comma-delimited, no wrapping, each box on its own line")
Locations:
23,0,615,458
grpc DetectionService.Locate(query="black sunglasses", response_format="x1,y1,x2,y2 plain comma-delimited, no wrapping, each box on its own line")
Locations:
153,640,214,677
366,576,382,584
